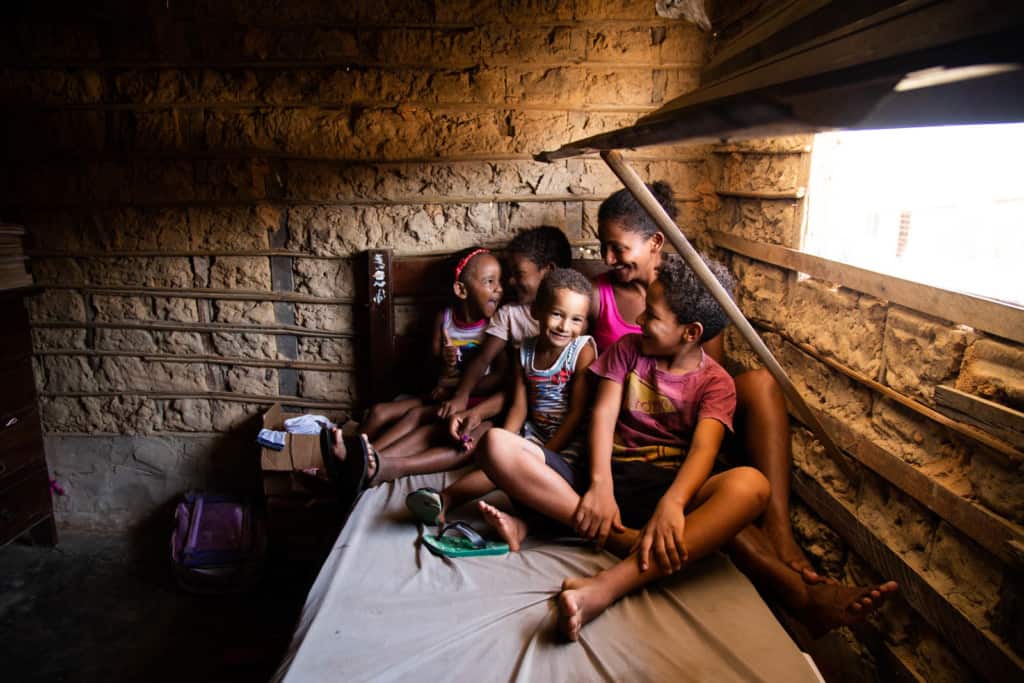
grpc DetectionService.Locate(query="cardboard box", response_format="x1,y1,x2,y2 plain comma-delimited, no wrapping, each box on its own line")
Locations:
260,403,333,499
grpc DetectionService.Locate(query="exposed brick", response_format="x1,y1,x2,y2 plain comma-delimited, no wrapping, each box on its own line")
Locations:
774,339,875,429
786,278,886,378
293,259,355,298
297,338,355,365
163,399,213,432
967,447,1024,523
225,366,278,395
209,256,272,289
882,307,972,403
294,304,354,333
210,401,263,432
790,499,847,578
870,397,970,470
0,68,104,105
731,255,788,324
27,290,87,323
720,152,804,194
32,329,88,351
955,337,1024,411
855,473,935,567
94,329,158,353
213,300,278,325
41,396,162,435
298,370,357,402
96,358,210,393
576,0,660,20
925,522,1002,626
717,198,800,246
657,24,708,64
211,332,278,360
791,426,859,507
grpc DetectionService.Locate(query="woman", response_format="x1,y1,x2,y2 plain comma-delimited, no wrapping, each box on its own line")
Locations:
587,182,896,634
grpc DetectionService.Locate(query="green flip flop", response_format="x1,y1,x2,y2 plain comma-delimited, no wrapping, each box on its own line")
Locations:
421,521,509,558
406,487,444,525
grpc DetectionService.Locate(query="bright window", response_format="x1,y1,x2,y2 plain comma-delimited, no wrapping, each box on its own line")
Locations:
802,124,1024,306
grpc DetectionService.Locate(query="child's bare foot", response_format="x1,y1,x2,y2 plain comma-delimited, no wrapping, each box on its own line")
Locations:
478,501,528,551
798,580,899,637
329,427,347,461
558,576,614,641
359,433,394,486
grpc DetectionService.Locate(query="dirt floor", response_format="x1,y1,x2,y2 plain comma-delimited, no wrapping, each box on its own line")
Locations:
0,530,320,683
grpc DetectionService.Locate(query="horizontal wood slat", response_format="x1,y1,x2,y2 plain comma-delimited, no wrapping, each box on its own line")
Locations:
712,230,1024,344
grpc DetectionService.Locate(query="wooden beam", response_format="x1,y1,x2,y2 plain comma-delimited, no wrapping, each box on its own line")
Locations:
712,230,1024,344
717,188,805,199
763,325,1024,464
363,249,395,405
32,320,357,339
790,402,1024,571
42,284,356,305
33,349,354,373
935,385,1024,450
791,471,1024,683
38,390,353,410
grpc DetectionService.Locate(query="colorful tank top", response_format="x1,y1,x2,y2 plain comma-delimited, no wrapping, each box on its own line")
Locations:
520,334,596,458
437,306,489,388
592,272,641,354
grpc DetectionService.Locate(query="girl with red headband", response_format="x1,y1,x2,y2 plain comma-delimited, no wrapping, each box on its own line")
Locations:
328,247,504,488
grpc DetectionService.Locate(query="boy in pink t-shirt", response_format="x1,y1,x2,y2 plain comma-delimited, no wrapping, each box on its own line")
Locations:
474,253,771,641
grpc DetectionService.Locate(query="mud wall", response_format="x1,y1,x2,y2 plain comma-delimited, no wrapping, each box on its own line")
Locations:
713,137,1024,682
0,1,715,529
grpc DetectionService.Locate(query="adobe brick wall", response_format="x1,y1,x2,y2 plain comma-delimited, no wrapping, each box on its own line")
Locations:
716,137,1024,681
0,1,713,529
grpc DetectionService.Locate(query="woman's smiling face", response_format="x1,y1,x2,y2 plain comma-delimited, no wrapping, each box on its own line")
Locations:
598,218,662,284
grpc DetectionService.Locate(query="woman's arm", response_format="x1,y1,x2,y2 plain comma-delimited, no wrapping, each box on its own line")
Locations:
542,342,596,453
502,362,528,434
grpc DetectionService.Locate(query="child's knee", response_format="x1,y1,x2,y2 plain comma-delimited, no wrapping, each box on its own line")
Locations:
476,428,516,467
727,466,771,511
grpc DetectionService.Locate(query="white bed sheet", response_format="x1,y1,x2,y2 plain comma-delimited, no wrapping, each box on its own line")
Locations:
273,471,820,683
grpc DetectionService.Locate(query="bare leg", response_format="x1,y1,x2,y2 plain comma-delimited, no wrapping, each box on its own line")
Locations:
440,468,498,522
475,428,638,557
377,421,443,460
360,398,424,442
728,523,898,636
375,422,493,483
734,368,820,581
558,467,770,640
373,404,436,451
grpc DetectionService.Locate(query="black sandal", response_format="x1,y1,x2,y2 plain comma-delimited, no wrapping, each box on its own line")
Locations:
357,433,382,489
319,427,367,508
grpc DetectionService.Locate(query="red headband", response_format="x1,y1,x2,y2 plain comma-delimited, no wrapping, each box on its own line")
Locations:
454,248,489,283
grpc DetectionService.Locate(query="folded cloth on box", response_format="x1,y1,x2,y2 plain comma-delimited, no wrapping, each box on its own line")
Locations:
284,415,336,435
257,429,287,451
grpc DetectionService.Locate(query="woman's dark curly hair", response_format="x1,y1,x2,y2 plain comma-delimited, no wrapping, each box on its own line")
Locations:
533,267,593,316
506,226,572,268
655,253,734,341
597,181,678,239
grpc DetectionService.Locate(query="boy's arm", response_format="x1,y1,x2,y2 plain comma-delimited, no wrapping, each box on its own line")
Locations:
637,417,725,573
542,342,596,454
502,363,528,434
438,333,507,417
576,376,625,549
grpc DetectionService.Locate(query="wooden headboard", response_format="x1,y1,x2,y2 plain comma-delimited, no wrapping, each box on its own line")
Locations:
357,249,606,405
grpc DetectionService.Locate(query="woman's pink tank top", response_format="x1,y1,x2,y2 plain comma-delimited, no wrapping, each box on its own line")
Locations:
592,272,641,354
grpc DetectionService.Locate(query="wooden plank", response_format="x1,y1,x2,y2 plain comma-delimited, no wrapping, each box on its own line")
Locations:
39,390,353,410
33,349,354,373
364,249,395,405
791,402,1024,570
935,385,1024,449
41,284,356,306
32,319,356,339
791,471,1024,683
762,324,1024,464
717,188,805,199
705,0,831,74
713,230,1024,344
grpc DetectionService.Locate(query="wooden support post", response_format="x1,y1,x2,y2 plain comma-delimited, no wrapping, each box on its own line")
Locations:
600,149,846,462
363,249,395,406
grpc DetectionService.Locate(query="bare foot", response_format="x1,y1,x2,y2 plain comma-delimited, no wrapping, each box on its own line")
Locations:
478,501,528,552
558,576,614,642
359,433,392,486
763,519,827,584
799,580,899,637
329,427,347,461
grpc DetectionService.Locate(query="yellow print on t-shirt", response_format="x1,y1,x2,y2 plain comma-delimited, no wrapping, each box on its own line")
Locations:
624,372,675,415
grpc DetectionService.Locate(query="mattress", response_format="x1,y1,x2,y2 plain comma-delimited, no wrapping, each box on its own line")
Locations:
273,470,821,682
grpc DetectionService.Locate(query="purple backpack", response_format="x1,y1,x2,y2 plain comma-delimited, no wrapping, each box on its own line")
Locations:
171,492,265,594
